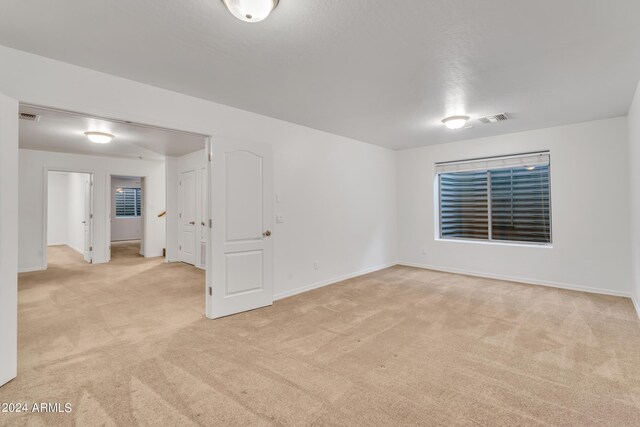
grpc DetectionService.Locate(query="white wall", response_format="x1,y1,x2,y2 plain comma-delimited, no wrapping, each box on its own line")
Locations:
46,171,89,254
629,81,640,309
111,177,142,242
1,46,397,298
398,117,632,296
273,136,396,298
165,156,179,262
47,172,69,245
18,149,165,271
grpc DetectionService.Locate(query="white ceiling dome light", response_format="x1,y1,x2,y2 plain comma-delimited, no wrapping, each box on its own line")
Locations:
84,131,115,144
442,116,469,130
222,0,279,23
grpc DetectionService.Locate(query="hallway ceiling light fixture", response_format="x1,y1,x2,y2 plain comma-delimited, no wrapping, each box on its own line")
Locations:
222,0,279,23
84,131,114,144
442,116,470,130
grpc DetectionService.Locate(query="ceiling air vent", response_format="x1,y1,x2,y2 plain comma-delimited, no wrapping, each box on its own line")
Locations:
19,112,41,122
478,113,509,124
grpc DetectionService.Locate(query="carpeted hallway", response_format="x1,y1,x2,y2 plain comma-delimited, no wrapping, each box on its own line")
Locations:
2,248,640,426
110,240,144,261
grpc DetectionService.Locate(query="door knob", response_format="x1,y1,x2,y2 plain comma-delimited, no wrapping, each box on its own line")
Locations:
263,230,272,237
201,221,206,226
189,221,195,225
82,221,86,224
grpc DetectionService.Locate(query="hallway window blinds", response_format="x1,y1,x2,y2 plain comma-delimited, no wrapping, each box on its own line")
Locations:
437,152,551,244
115,188,141,217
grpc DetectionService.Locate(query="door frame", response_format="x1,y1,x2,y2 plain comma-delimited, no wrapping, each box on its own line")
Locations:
42,168,95,269
83,174,94,263
205,138,213,317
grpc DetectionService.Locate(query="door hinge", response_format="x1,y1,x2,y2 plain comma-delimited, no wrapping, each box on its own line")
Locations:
209,287,212,296
179,245,181,250
89,246,93,251
90,214,93,219
179,181,182,186
208,152,212,162
209,219,212,228
179,213,182,218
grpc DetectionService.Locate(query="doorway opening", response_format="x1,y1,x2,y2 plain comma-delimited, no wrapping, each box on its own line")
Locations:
18,103,210,317
45,170,94,269
109,175,145,262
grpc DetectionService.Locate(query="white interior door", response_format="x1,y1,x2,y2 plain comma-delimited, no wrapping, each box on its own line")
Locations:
209,140,273,319
106,174,111,261
199,166,207,268
0,92,18,387
179,170,196,265
83,175,93,263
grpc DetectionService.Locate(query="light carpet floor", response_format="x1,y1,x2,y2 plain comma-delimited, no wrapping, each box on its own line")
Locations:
110,240,143,260
1,245,640,426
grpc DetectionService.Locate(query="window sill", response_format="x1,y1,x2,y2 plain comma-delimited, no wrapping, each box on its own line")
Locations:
435,237,553,249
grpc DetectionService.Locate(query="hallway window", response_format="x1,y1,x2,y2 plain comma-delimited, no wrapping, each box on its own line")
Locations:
115,187,141,217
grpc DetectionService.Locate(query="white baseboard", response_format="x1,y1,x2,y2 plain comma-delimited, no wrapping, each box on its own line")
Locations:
144,252,164,258
633,296,640,320
273,262,396,301
68,245,84,255
18,266,45,273
398,262,633,299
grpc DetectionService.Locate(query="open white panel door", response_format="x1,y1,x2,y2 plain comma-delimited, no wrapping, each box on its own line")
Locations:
199,166,207,268
0,92,18,387
83,175,93,263
209,140,273,319
106,175,112,261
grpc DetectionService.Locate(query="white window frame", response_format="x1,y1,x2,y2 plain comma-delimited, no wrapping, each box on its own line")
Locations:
115,187,142,218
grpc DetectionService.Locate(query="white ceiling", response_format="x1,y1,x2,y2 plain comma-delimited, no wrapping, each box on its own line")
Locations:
19,106,206,160
2,1,640,150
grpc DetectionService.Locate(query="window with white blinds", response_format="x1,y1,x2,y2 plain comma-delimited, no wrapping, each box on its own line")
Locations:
115,188,141,217
437,153,551,244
